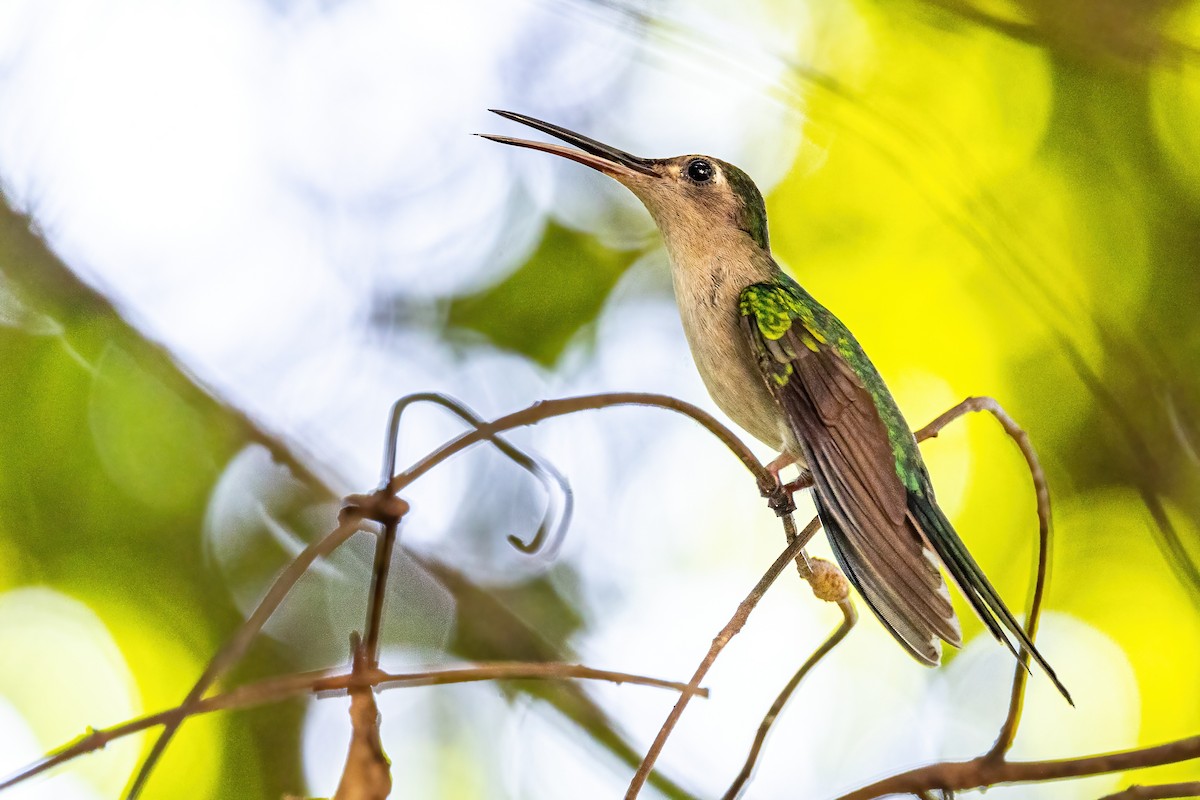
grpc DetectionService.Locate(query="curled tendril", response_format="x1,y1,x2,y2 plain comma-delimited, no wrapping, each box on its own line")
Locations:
381,392,574,556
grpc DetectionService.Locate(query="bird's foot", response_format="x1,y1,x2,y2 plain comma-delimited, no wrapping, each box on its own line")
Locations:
782,470,814,495
765,453,796,484
761,454,802,517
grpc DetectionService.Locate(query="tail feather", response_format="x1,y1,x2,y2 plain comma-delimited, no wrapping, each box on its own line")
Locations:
818,495,955,666
908,493,1073,705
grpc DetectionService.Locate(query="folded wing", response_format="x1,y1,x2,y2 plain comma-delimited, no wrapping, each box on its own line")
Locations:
739,283,961,664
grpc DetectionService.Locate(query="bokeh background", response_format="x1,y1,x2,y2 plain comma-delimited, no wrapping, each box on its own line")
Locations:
1,0,1199,798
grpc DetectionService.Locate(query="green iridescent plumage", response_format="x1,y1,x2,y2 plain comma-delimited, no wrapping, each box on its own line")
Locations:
740,278,924,492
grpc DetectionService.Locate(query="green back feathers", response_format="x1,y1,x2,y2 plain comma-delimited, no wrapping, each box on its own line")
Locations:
739,277,926,492
738,282,803,340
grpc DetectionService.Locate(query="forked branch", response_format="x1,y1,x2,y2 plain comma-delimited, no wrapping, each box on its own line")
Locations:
3,392,778,798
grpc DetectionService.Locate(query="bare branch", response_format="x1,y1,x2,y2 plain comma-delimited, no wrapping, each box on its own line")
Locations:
387,392,778,504
121,391,763,800
363,516,401,670
5,387,1088,800
835,734,1200,800
379,391,573,554
362,392,579,669
625,515,823,799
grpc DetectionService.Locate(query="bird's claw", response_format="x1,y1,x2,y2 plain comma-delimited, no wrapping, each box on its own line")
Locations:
761,479,797,517
760,466,814,517
767,490,796,517
760,454,805,517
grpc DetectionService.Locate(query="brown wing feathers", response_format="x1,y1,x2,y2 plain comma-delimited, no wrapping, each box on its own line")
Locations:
761,324,962,663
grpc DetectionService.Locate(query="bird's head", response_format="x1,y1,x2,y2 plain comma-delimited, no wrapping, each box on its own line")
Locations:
481,110,770,262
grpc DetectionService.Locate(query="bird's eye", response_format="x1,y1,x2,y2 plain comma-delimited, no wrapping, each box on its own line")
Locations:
686,158,715,184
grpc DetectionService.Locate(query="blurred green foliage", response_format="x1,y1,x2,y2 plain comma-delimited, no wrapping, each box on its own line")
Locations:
444,223,639,367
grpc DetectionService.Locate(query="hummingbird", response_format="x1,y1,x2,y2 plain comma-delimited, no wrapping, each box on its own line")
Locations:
482,109,1070,702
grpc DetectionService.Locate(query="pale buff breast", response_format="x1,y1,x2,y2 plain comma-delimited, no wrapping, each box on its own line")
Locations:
668,254,803,461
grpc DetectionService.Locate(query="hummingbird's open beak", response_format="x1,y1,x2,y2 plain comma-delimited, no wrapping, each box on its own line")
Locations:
480,109,658,180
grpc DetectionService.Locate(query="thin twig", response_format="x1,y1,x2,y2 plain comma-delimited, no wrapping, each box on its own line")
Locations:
715,511,857,798
624,515,823,799
121,512,374,799
363,517,400,669
722,598,857,799
834,734,1200,800
781,512,814,579
0,660,705,792
387,392,779,505
1099,780,1200,800
913,396,1055,759
34,389,1069,799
